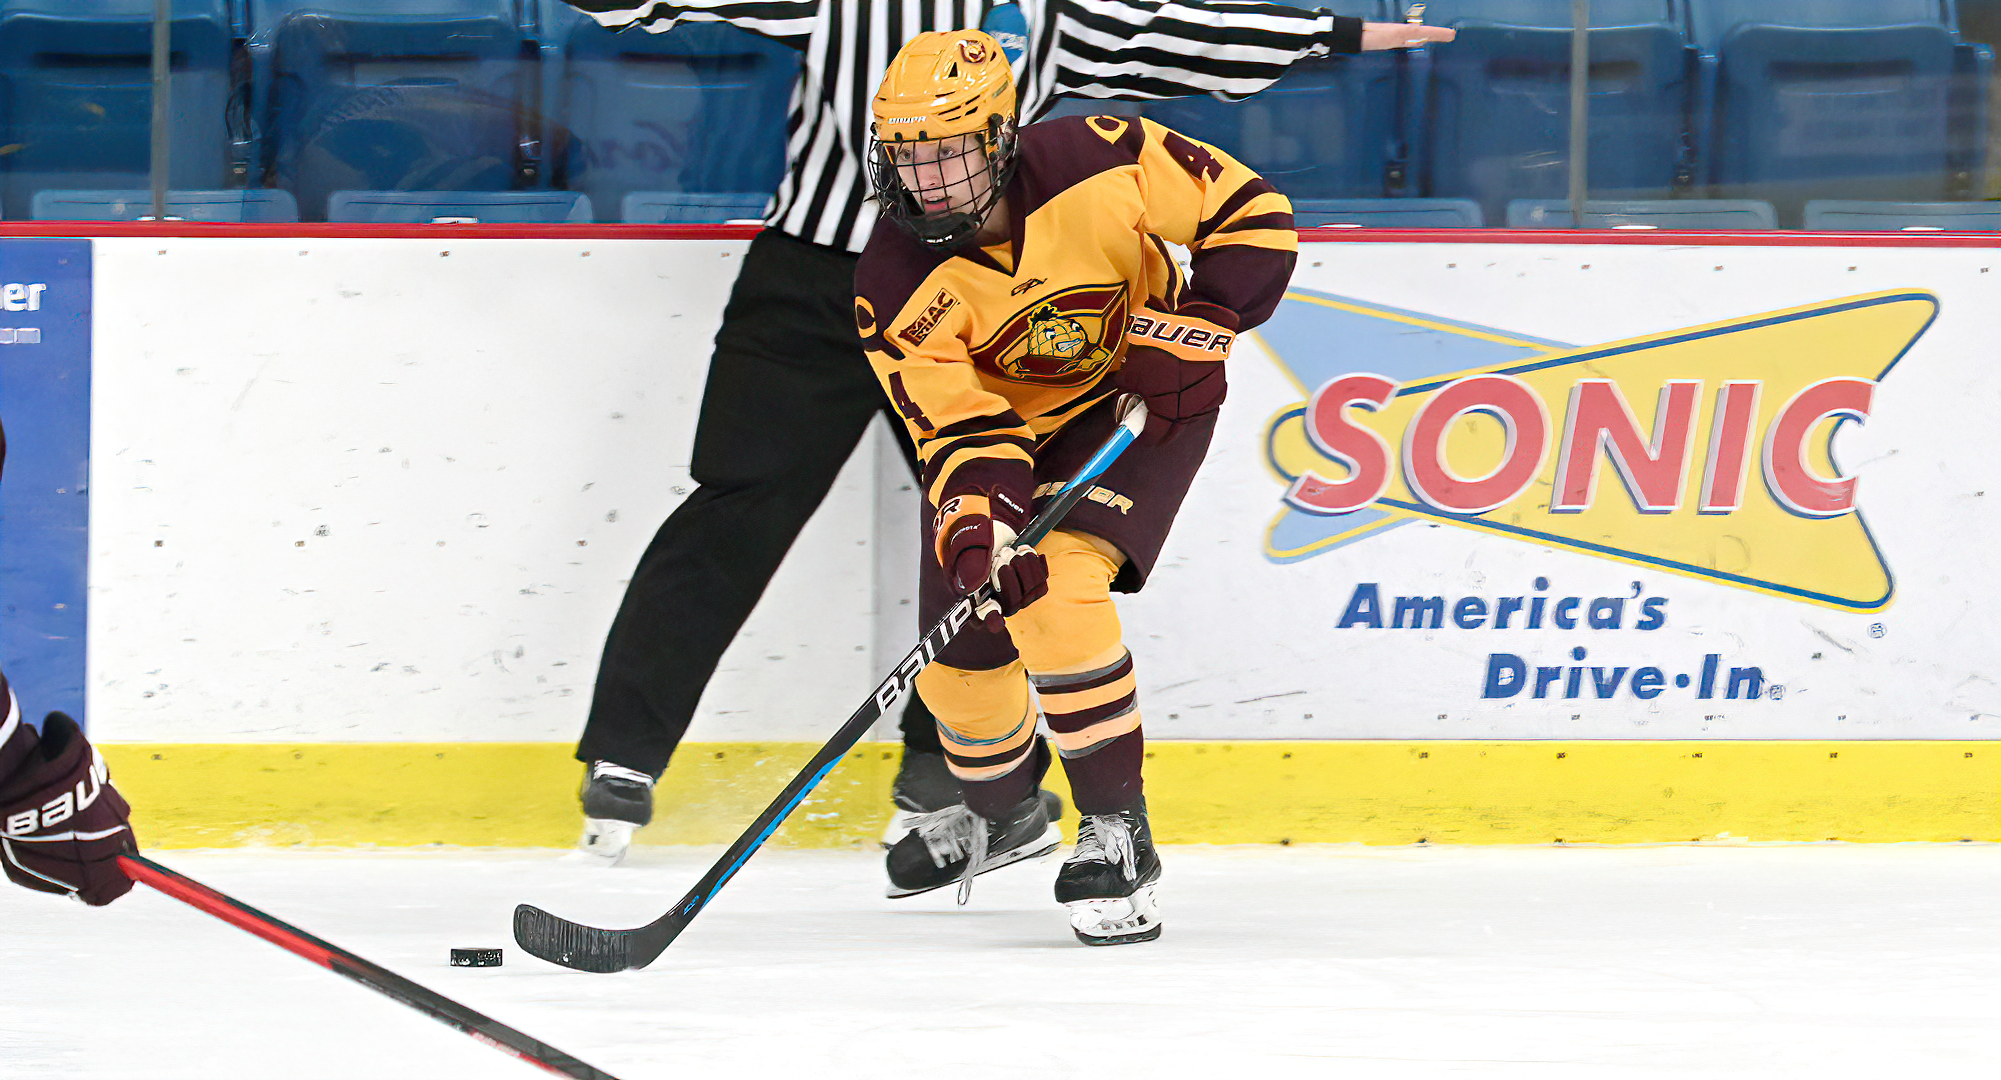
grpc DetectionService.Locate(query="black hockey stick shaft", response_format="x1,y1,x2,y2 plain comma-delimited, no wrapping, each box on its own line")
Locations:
119,854,619,1080
513,396,1150,973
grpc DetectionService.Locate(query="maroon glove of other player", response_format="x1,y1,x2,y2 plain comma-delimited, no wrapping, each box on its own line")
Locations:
1114,301,1235,445
0,690,138,906
934,473,1049,633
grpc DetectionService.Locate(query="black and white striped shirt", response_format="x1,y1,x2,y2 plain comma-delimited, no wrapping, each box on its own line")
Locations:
567,1,1364,252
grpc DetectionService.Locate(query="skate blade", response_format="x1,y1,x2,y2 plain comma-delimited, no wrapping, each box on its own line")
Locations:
567,818,636,867
1066,883,1162,946
884,823,1062,899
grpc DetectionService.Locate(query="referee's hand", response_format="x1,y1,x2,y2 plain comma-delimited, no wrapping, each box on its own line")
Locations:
1359,23,1456,50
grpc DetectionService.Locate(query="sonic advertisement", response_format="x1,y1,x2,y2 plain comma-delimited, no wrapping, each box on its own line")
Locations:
1122,241,1999,742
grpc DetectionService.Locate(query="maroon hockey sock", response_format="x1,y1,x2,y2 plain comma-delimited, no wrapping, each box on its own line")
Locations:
1055,728,1144,816
1036,650,1145,815
960,737,1050,819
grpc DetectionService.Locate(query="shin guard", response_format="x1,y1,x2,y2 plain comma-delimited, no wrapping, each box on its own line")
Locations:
914,660,1045,818
1010,531,1145,816
1033,648,1144,815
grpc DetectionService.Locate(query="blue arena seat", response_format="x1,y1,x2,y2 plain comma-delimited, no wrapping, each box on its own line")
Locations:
244,1,535,222
620,191,769,224
1686,1,1954,46
1428,0,1684,27
1802,199,2001,230
0,0,235,218
326,190,591,223
1140,4,1405,200
1419,2,1698,223
1506,197,1776,228
1293,197,1485,227
31,188,299,221
542,0,797,223
1687,1,1984,221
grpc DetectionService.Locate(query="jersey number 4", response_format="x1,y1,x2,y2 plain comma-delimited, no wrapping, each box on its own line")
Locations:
1162,131,1224,182
888,372,934,433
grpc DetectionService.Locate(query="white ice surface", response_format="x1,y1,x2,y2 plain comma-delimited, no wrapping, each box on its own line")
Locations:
2,844,1995,1079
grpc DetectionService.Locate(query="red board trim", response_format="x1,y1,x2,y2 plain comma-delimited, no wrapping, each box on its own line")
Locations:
1294,226,2001,248
0,222,1993,247
0,222,765,241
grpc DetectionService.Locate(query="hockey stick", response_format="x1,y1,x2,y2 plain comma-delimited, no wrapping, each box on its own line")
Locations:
514,395,1151,973
118,854,618,1080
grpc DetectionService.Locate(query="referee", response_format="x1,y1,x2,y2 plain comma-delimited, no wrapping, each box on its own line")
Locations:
563,0,1454,863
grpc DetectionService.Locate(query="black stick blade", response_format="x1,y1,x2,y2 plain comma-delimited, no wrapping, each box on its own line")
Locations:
513,904,632,974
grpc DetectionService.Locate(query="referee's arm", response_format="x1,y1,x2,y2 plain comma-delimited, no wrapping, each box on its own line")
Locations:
1037,0,1451,101
561,0,819,48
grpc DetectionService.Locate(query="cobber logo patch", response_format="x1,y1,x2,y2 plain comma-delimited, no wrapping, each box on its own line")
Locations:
1259,288,1936,611
970,283,1128,385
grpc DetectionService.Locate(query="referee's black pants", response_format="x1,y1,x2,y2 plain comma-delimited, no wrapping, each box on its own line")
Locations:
577,229,939,776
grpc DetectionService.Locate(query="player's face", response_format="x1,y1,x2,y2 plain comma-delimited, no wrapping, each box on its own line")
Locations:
889,133,992,218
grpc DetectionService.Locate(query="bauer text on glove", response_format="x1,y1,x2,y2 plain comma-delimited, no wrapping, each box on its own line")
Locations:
1114,302,1233,445
0,700,138,906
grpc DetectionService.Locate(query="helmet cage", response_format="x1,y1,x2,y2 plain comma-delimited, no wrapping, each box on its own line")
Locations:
869,114,1018,249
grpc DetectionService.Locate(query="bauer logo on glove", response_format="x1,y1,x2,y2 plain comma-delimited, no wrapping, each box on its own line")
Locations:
1114,302,1236,445
1125,309,1234,363
0,697,139,906
934,494,968,531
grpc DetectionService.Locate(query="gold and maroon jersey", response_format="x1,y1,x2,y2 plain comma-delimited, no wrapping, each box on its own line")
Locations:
853,114,1296,513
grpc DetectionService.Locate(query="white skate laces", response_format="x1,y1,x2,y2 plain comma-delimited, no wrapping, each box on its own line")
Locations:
911,804,977,866
1074,813,1138,881
957,818,989,906
908,804,989,906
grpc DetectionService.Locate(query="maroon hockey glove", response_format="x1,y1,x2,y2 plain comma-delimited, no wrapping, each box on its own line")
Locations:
1115,302,1235,445
0,704,138,906
935,478,1049,632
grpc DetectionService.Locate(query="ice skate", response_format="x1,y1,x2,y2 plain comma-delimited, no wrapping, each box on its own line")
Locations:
573,761,654,866
1055,800,1162,945
880,749,961,848
881,749,1064,848
885,790,1060,901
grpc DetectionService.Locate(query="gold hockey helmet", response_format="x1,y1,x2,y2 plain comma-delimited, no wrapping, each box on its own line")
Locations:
868,30,1019,247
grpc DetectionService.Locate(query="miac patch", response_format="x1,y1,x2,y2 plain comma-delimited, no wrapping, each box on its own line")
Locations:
899,289,957,346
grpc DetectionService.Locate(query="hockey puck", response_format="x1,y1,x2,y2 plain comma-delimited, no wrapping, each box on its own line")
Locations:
450,948,503,968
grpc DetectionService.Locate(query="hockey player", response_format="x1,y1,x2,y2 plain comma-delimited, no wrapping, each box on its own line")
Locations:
0,421,139,906
558,0,1453,866
855,30,1298,945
